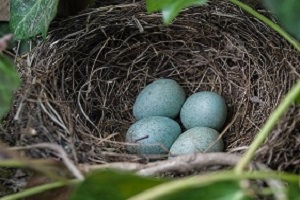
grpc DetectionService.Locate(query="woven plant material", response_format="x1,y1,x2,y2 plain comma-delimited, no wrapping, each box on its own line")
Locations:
2,0,300,172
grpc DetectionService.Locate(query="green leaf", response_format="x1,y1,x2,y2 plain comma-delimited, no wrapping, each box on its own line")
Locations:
263,0,300,39
10,0,59,40
146,0,207,24
131,181,253,200
70,170,168,200
287,183,300,200
0,55,20,119
161,181,252,200
295,95,300,105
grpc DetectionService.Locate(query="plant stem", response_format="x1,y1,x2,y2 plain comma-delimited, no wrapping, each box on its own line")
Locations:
0,159,54,168
128,170,300,200
0,160,27,168
235,80,300,173
229,0,300,51
0,179,81,200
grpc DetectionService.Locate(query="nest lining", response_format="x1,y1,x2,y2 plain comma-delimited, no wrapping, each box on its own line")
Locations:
2,0,300,172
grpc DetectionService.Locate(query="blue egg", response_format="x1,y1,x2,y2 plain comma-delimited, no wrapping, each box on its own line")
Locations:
180,91,227,130
169,127,224,156
126,116,181,155
133,79,186,120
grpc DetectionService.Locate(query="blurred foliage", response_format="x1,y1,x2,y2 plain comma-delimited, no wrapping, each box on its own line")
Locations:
70,170,167,200
144,181,252,200
263,0,300,39
0,55,20,120
146,0,207,23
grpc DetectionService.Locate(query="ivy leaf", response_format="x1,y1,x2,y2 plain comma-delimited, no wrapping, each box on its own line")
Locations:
0,55,20,119
10,0,59,40
70,170,168,200
146,0,207,24
263,0,300,39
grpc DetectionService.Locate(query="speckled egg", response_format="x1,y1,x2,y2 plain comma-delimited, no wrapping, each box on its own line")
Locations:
180,91,227,130
126,116,181,155
169,127,224,156
133,79,186,120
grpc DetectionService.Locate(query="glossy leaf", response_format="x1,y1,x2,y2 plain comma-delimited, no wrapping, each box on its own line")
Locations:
10,0,59,40
0,55,20,119
70,170,167,200
146,0,207,24
263,0,300,39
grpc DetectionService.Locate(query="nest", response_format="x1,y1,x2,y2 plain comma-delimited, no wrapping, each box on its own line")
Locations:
2,0,300,172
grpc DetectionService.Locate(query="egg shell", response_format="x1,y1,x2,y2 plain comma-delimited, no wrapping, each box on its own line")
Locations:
169,127,224,156
180,91,227,130
126,116,181,155
133,79,186,120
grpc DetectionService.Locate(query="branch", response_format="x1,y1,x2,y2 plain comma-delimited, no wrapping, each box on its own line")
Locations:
138,152,241,176
80,152,246,176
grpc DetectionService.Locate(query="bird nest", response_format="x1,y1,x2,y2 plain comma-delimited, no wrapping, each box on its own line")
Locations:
2,0,300,173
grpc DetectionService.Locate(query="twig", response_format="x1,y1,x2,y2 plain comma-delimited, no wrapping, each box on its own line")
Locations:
77,81,101,136
10,143,84,180
139,153,241,176
0,34,13,52
39,98,70,134
80,152,244,176
80,162,142,173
